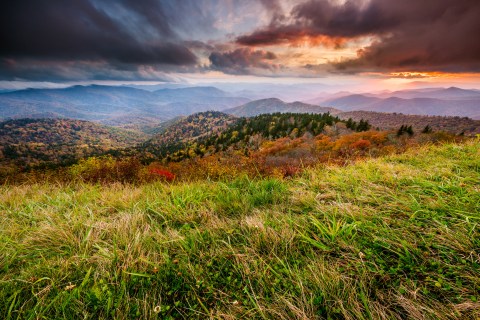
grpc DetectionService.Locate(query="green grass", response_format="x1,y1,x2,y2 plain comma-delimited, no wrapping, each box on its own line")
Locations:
1,140,479,319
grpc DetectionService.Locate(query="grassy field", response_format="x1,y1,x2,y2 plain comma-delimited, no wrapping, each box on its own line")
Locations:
1,140,479,319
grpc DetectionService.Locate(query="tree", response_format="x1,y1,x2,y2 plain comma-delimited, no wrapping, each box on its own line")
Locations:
406,125,414,136
422,125,433,134
356,119,371,132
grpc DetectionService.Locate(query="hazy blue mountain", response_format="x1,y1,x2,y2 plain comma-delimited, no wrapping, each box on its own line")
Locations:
225,98,339,117
322,93,480,119
387,87,480,100
123,84,190,91
322,95,382,111
0,85,249,124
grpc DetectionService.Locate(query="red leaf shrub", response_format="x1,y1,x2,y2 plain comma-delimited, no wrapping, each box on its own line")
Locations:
149,168,176,182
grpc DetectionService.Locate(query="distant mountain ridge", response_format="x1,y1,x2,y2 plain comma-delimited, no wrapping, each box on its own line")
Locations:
225,98,480,135
224,98,338,117
318,87,480,119
387,87,480,100
0,85,250,125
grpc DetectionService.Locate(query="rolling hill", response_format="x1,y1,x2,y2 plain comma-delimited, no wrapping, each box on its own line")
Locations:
310,87,480,119
224,98,338,117
0,118,147,168
139,111,371,163
0,85,161,121
323,95,480,119
139,111,238,159
0,85,249,124
224,98,480,135
145,111,236,145
387,87,480,100
337,111,480,135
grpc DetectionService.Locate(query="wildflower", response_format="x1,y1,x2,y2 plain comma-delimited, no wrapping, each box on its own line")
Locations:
154,305,161,313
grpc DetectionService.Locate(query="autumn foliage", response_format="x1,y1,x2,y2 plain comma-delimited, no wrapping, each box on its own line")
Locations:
0,111,470,184
149,168,176,181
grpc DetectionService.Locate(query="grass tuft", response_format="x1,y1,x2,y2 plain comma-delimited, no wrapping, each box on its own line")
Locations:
1,140,479,319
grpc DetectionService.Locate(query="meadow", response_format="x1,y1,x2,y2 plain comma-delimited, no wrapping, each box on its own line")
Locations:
1,140,479,319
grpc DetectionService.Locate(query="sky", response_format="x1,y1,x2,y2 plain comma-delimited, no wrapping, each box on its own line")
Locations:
1,0,480,92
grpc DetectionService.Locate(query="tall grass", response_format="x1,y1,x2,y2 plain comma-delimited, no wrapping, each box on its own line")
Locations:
1,140,479,319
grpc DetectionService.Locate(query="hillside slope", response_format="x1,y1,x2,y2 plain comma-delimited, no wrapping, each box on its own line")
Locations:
139,111,370,162
225,98,338,117
0,118,147,167
1,140,479,319
324,94,480,119
146,111,236,145
338,111,480,135
140,111,238,158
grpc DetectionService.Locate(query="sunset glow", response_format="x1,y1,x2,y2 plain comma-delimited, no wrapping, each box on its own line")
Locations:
0,0,479,91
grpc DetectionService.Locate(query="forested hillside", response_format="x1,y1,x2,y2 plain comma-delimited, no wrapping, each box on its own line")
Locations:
0,118,146,170
225,98,337,117
139,112,371,162
338,111,480,135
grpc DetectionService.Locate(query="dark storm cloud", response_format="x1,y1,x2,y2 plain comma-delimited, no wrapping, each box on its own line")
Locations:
0,58,189,82
0,0,199,64
209,48,279,75
237,0,480,72
0,0,200,80
115,0,176,38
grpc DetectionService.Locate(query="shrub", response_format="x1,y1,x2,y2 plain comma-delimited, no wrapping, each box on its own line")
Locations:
69,156,144,183
351,139,371,150
149,168,176,182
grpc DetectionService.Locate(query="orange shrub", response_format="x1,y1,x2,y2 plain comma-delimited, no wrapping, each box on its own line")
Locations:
351,139,371,150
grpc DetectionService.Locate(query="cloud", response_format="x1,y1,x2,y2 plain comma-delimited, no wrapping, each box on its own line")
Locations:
237,0,480,73
0,59,184,82
387,72,433,79
258,0,285,22
209,48,280,75
0,0,209,80
0,1,197,64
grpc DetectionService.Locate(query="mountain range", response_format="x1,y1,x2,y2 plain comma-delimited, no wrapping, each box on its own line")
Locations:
224,98,337,117
308,87,480,119
0,85,479,128
224,98,480,135
0,85,250,125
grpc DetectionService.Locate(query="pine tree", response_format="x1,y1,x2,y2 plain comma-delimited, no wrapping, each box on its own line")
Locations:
422,125,433,133
406,125,414,136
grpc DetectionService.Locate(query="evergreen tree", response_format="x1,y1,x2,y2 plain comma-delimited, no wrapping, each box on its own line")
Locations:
422,125,433,133
406,125,414,136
